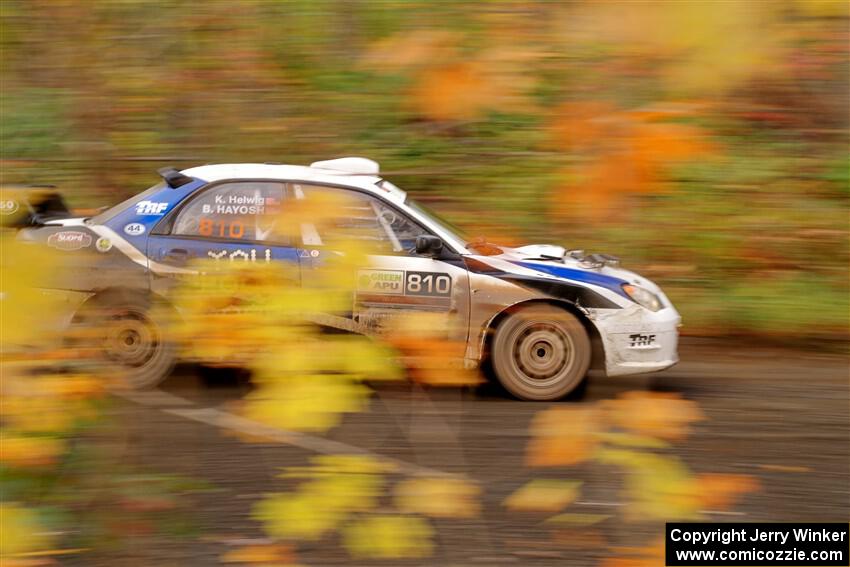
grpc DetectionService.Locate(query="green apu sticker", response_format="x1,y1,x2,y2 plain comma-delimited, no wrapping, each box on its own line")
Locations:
357,270,404,294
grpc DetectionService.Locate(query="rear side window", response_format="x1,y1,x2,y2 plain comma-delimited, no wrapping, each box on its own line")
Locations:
171,181,286,243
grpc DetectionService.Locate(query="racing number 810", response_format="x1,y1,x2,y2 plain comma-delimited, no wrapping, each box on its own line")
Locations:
199,217,245,239
406,272,451,296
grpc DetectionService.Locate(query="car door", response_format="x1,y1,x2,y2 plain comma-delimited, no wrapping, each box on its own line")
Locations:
291,182,471,354
146,180,301,293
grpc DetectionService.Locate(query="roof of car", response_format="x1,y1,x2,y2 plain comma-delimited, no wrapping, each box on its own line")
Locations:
179,160,407,203
181,161,374,186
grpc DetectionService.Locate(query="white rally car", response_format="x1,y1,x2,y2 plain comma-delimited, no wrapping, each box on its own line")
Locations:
16,157,680,400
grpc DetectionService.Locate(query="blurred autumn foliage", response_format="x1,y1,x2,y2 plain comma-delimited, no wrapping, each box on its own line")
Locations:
0,237,206,564
253,454,481,560
1,5,844,562
1,0,848,337
502,391,759,558
165,200,486,561
518,391,759,523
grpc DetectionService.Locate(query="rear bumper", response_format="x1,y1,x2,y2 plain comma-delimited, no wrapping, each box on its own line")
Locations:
589,303,681,377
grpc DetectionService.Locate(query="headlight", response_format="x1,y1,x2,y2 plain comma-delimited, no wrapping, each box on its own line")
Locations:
622,284,663,312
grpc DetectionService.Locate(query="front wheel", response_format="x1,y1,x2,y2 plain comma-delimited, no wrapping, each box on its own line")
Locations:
491,305,591,401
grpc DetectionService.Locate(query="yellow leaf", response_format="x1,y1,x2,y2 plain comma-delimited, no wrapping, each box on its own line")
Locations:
40,374,105,400
503,480,582,513
253,493,346,541
254,454,388,542
343,515,433,559
308,454,395,476
305,473,383,515
596,432,669,449
0,504,53,557
545,513,610,526
0,397,77,434
242,374,371,433
394,477,481,518
0,436,66,468
596,449,702,520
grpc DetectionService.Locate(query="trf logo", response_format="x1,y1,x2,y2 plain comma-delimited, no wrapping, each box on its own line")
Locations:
629,333,656,347
135,201,169,215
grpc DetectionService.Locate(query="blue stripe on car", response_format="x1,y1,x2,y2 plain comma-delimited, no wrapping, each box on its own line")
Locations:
512,261,630,300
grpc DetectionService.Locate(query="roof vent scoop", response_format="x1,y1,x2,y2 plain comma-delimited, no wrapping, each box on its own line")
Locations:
310,157,380,175
157,167,195,188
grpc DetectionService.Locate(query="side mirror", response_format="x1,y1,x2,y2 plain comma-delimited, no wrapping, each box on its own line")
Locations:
415,235,443,257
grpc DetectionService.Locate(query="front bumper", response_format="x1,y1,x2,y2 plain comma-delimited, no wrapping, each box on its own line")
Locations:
589,303,681,377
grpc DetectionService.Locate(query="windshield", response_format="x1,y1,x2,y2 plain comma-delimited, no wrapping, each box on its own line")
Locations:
89,182,167,224
406,198,469,246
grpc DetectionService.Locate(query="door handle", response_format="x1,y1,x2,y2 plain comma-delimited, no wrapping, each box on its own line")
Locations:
163,248,190,264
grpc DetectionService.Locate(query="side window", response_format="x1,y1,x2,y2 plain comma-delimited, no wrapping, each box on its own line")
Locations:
171,182,286,243
294,184,428,254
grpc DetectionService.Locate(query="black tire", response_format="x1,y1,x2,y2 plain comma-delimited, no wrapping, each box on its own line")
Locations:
71,291,177,390
197,365,251,388
491,304,591,401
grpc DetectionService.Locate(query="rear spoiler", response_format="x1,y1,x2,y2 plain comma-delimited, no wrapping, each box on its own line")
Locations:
157,167,194,188
0,186,73,228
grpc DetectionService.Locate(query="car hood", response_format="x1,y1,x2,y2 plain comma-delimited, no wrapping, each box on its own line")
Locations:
479,243,663,296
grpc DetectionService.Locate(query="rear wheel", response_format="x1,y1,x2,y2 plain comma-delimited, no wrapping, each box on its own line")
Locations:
491,304,591,401
71,292,177,389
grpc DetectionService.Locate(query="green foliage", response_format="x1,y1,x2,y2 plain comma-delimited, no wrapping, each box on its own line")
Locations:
0,89,70,160
727,274,849,333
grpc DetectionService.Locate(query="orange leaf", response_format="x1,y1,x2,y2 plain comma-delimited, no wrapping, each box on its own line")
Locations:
221,544,294,564
547,101,618,151
526,407,600,467
547,102,714,219
697,473,760,510
601,537,665,567
603,391,705,441
409,63,491,122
